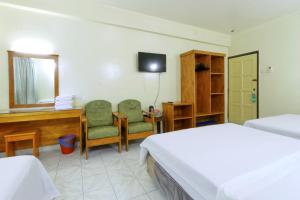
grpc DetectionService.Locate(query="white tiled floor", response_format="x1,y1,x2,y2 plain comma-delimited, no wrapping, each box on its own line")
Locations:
38,142,167,200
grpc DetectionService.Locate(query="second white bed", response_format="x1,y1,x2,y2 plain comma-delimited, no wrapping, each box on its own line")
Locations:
244,114,300,139
0,155,59,200
140,123,300,200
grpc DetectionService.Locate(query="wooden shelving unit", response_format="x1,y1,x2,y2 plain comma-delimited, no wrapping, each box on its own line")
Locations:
180,50,225,126
162,103,194,132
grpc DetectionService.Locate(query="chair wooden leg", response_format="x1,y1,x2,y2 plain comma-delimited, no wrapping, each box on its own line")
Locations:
5,141,9,157
125,139,128,152
85,144,89,160
6,142,15,157
118,141,122,153
80,135,82,156
32,136,39,157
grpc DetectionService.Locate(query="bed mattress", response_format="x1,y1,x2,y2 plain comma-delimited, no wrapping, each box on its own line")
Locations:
244,114,300,139
140,123,300,200
0,155,59,200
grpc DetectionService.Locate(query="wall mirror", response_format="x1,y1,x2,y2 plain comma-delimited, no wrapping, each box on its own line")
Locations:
8,51,59,108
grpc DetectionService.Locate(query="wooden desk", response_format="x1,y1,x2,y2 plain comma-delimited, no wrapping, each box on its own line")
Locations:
0,108,83,154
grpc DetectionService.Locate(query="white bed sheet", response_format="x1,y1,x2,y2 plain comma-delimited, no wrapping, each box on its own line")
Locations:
244,114,300,139
0,155,59,200
140,123,300,200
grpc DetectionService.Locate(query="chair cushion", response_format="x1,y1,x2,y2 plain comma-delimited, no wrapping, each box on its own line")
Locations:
118,99,143,123
86,100,113,127
88,126,119,139
128,122,153,134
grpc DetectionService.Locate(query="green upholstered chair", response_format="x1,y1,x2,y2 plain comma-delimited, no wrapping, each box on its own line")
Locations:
118,99,154,151
84,100,121,159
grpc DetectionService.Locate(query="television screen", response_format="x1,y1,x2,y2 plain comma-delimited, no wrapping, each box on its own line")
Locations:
138,52,166,72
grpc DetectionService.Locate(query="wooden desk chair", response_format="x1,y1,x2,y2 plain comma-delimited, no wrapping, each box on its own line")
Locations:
4,131,39,157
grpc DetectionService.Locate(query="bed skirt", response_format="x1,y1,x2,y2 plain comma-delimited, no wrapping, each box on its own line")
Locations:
146,154,193,200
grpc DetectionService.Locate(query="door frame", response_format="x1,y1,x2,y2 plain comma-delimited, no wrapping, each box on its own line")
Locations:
228,51,259,120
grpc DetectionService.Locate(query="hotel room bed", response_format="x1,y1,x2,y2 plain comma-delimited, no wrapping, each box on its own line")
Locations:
0,155,59,200
140,123,300,200
244,114,300,139
146,154,194,200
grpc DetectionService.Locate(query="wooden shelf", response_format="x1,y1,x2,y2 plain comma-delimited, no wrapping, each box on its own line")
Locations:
163,103,194,132
211,93,224,95
211,73,224,75
211,74,224,94
196,112,224,117
174,118,193,131
211,55,224,73
173,103,193,107
174,116,193,120
211,95,224,113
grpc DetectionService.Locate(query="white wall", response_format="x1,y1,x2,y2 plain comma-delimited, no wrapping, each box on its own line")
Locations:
230,12,300,117
0,0,231,46
0,3,229,111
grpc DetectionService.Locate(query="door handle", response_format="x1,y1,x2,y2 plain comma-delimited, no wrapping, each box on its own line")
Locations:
252,78,257,82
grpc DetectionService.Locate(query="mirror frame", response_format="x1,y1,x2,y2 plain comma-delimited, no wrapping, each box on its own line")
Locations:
8,50,59,108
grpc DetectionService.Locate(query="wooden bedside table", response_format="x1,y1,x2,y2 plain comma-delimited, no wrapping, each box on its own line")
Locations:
154,116,163,133
144,111,164,133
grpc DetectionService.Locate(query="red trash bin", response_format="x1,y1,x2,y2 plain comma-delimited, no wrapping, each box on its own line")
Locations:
58,134,76,154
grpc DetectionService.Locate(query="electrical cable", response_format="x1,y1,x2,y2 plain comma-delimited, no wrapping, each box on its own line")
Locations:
154,73,161,108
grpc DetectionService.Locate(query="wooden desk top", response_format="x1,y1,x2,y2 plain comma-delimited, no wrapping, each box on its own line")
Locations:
0,107,83,123
0,107,82,114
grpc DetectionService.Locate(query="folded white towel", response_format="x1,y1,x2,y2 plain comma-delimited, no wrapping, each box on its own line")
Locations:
55,105,73,110
55,100,74,106
55,95,75,101
39,98,54,103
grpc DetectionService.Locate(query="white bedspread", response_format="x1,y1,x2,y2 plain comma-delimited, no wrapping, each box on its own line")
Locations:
0,156,59,200
244,114,300,139
140,123,300,200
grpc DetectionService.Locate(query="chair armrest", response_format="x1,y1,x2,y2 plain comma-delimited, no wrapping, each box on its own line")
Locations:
143,110,153,117
82,115,87,128
142,110,149,114
144,115,155,125
113,112,127,119
112,112,120,119
112,112,120,127
114,112,128,128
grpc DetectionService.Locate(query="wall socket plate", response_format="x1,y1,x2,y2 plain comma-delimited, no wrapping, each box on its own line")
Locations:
266,66,273,73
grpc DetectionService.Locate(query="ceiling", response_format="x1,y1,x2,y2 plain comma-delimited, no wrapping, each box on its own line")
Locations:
97,0,300,33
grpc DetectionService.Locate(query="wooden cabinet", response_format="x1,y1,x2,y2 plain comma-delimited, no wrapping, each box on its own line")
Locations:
181,50,225,126
162,103,194,132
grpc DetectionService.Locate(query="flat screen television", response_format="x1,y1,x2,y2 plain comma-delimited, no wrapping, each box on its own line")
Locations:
138,52,166,73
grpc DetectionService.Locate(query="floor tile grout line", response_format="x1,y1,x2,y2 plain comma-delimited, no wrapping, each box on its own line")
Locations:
55,151,84,199
120,149,152,199
102,146,146,200
80,155,85,200
54,153,63,182
121,146,163,199
53,157,59,182
100,150,119,200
